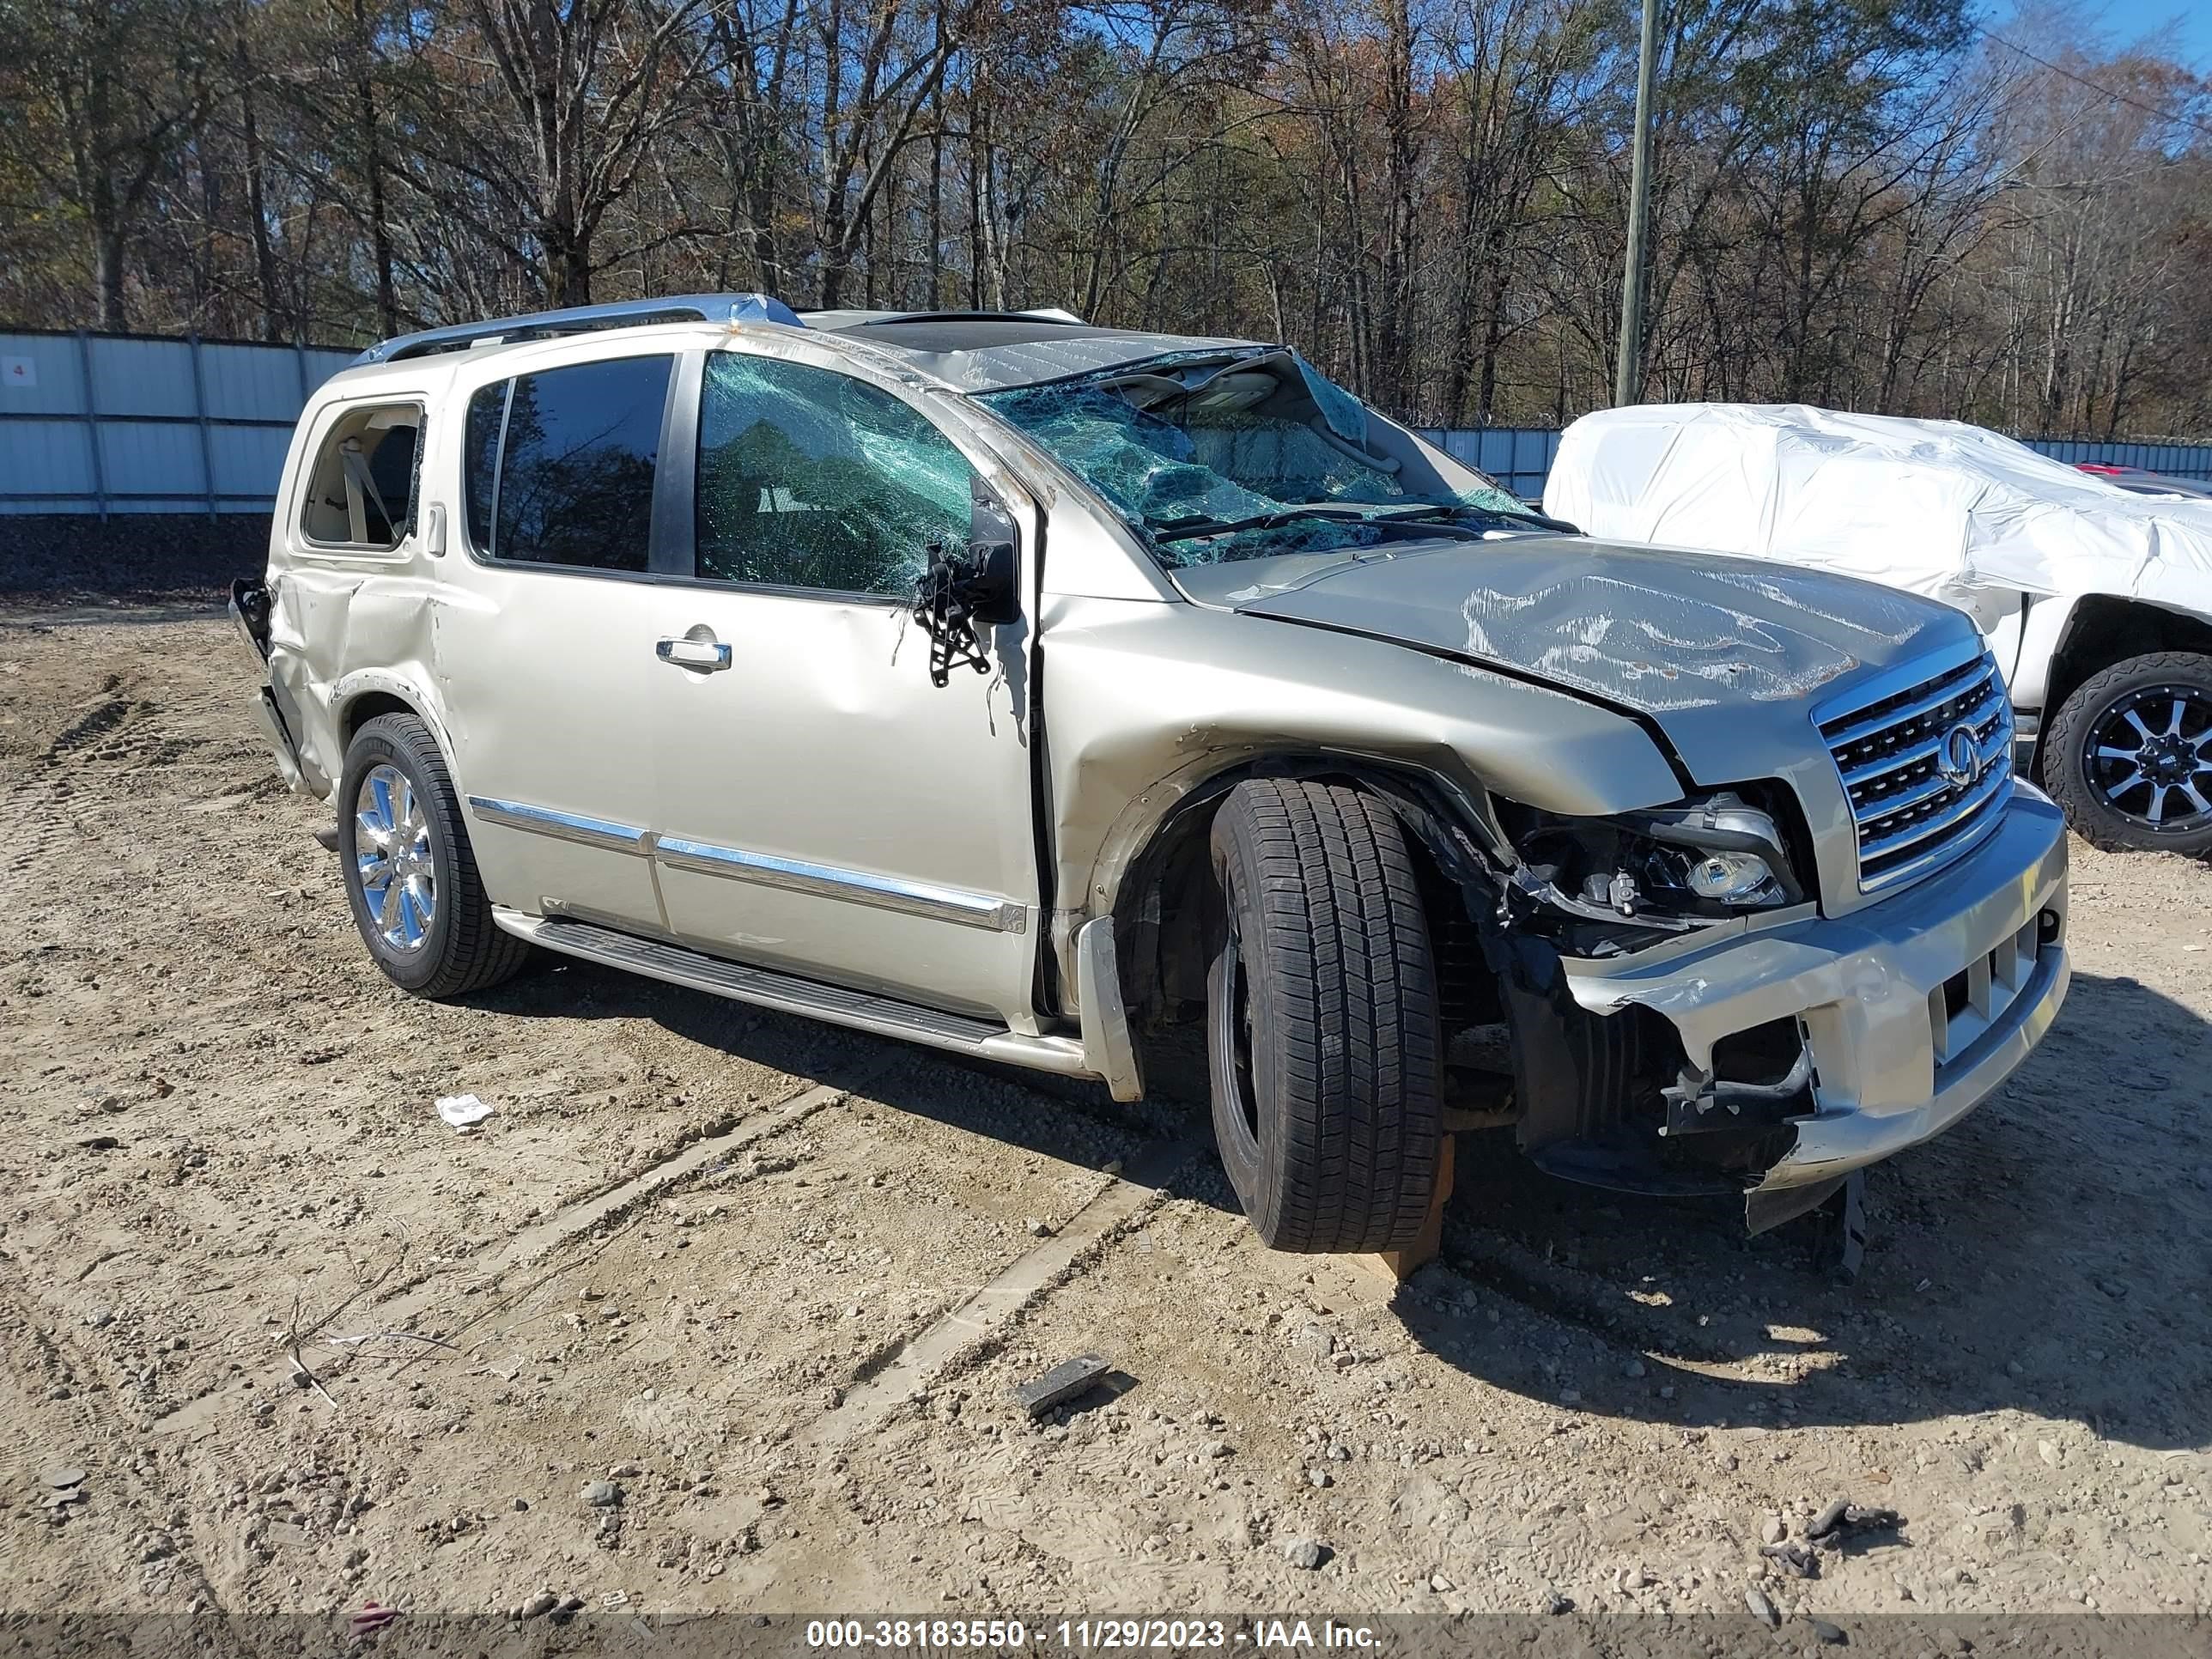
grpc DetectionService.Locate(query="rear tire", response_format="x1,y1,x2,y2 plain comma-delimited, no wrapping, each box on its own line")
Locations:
337,713,530,997
2045,652,2212,854
1206,779,1443,1252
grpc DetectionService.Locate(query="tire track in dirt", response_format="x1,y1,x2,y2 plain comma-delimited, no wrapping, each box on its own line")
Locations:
0,656,252,900
0,675,152,889
808,1133,1201,1454
0,1264,225,1614
678,1133,1204,1601
149,1072,873,1442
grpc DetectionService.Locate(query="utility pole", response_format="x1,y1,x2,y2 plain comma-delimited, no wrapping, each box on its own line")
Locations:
1613,0,1661,407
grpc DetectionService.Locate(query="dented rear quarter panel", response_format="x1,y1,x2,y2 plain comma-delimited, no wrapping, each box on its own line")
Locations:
263,362,464,799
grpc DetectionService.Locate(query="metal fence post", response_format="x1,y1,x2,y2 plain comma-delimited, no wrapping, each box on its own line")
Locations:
74,329,107,522
189,333,218,518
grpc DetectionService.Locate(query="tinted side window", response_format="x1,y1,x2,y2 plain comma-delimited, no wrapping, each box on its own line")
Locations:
464,381,505,554
696,352,974,595
481,355,672,571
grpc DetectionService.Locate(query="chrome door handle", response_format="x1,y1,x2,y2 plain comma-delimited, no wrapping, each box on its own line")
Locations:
657,636,731,671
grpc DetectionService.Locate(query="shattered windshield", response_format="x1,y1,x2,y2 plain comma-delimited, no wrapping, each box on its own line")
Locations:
975,349,1534,567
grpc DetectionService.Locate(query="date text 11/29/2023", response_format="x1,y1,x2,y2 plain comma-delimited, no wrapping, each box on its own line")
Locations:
804,1621,1382,1652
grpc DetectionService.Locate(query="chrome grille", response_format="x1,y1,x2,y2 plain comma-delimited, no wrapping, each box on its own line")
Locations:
1820,651,2014,893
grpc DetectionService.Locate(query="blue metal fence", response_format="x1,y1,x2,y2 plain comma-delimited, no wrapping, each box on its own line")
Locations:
1419,427,2212,501
0,328,356,516
2016,437,2212,481
3,324,2208,516
1421,427,1565,501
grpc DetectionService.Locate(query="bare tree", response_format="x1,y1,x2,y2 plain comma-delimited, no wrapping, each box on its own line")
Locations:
5,0,2211,446
0,0,226,326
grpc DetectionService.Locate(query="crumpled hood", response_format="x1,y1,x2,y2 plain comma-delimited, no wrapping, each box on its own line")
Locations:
1180,535,1982,784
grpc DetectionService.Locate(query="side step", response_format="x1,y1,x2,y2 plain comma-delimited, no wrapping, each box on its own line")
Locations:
497,913,1098,1080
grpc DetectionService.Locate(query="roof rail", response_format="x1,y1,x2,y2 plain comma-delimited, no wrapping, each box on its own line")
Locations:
836,307,1089,326
354,293,802,366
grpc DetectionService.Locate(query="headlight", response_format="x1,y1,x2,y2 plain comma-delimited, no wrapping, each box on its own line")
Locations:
1505,790,1805,923
1686,849,1779,903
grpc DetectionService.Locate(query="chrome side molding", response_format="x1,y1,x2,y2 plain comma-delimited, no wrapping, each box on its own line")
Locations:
466,796,650,854
654,836,1026,933
470,797,1029,934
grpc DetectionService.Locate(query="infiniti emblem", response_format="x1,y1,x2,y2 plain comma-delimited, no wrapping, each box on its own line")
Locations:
1936,723,1980,789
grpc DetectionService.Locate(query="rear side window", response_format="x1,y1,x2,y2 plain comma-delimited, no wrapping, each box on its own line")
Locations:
695,351,973,596
465,383,503,553
463,355,672,572
298,404,421,550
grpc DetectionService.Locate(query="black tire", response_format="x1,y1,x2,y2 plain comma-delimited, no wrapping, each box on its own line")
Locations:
2044,651,2212,855
1206,779,1443,1252
336,713,530,997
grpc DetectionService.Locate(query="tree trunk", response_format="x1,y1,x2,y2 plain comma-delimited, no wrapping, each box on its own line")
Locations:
348,0,398,334
191,64,220,324
554,229,592,307
1476,271,1507,428
928,3,944,308
967,88,984,308
818,200,851,309
237,65,284,341
94,221,128,331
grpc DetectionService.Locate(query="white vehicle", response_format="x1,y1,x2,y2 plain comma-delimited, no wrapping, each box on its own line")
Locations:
1546,404,2212,854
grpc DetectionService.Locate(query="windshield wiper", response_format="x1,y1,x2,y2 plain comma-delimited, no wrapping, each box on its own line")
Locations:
1360,501,1581,535
1150,505,1387,544
1151,500,1574,545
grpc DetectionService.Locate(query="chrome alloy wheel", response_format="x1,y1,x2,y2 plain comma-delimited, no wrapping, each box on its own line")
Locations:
355,763,437,951
2084,684,2212,833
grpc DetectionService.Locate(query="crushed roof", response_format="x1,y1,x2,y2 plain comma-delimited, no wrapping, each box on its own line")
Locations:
832,319,1260,392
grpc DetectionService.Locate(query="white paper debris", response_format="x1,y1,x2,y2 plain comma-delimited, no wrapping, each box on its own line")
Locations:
435,1093,493,1131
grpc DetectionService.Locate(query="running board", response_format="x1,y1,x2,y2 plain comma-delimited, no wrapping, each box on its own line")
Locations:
496,912,1098,1080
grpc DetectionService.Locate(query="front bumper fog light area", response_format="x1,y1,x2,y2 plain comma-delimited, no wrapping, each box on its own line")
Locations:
1686,849,1778,903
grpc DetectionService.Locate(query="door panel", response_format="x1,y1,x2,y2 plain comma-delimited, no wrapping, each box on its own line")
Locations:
434,352,678,930
648,589,1039,1023
647,347,1041,1025
437,570,669,929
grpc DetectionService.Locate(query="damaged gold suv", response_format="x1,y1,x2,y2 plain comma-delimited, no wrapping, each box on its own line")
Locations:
233,298,2071,1251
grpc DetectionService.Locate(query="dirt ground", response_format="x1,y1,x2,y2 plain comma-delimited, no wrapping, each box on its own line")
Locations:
2,603,2209,1644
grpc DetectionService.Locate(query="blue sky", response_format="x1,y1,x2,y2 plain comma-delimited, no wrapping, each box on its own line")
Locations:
1987,0,2212,70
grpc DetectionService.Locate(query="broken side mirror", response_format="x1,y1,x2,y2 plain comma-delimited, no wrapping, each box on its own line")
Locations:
963,491,1020,625
913,487,1021,687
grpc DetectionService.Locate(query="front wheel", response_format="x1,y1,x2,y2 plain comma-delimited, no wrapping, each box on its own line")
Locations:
2045,652,2212,854
1206,780,1443,1253
336,713,530,997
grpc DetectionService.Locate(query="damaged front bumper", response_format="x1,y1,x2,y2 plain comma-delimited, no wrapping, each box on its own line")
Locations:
1562,787,2070,1231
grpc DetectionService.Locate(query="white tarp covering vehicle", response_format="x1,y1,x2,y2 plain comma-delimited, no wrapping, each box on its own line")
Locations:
1547,404,2212,854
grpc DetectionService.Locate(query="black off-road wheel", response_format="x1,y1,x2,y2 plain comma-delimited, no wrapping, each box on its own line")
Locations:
1206,779,1443,1253
2045,652,2212,854
336,713,530,997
